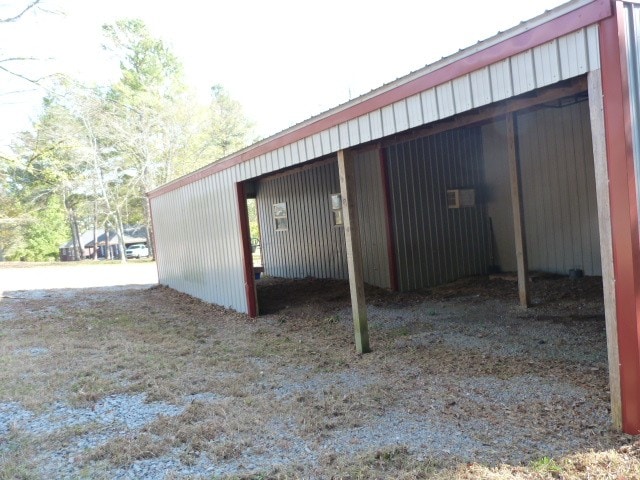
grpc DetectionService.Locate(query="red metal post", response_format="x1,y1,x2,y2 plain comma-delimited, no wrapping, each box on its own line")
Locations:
599,2,640,434
236,182,258,318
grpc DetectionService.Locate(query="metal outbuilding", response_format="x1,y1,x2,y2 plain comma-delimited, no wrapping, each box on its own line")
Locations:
148,0,640,434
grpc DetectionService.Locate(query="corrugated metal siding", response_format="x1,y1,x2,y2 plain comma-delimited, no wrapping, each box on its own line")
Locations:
518,100,601,275
256,155,390,288
257,162,348,280
623,2,640,221
354,150,391,289
483,100,601,276
150,171,248,312
150,17,603,313
386,127,490,291
483,119,517,272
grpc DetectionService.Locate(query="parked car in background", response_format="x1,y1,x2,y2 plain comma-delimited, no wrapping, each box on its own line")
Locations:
125,244,149,259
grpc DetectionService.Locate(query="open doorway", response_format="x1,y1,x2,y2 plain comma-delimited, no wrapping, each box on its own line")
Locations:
247,198,263,276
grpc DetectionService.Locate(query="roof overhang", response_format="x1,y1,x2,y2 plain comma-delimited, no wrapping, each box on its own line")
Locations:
148,0,612,199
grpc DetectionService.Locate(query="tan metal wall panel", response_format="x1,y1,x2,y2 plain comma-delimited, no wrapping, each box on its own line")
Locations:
369,110,384,140
354,150,391,289
282,145,292,167
320,130,331,154
257,161,347,280
559,29,588,78
304,137,315,160
436,82,456,118
421,88,439,123
387,126,490,290
312,133,323,157
258,154,267,175
483,100,601,276
247,161,256,181
348,118,360,145
151,172,248,312
296,139,308,163
359,115,372,143
511,51,536,95
490,58,513,101
256,155,390,288
393,100,410,132
533,40,561,87
329,126,341,151
382,104,396,136
587,25,600,69
338,123,350,149
453,75,473,112
470,67,493,107
275,148,286,170
483,119,517,272
407,93,423,128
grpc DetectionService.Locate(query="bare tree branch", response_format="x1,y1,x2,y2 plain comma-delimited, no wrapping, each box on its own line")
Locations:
0,64,56,85
0,0,42,23
0,87,39,97
0,57,39,63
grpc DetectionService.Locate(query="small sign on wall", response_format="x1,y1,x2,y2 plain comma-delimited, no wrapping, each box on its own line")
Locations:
447,189,476,208
273,202,288,231
330,193,343,226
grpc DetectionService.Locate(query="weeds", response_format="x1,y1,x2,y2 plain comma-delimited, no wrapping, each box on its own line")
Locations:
83,433,169,466
0,431,38,480
530,456,562,473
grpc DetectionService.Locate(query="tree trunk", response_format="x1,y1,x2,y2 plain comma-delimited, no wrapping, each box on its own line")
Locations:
71,210,82,260
143,195,154,259
114,210,127,263
105,224,111,260
92,201,98,260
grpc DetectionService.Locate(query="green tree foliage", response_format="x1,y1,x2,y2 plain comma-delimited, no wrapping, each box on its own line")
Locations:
0,17,254,261
9,196,68,261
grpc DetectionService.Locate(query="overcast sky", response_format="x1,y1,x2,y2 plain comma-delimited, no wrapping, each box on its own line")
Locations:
0,0,569,155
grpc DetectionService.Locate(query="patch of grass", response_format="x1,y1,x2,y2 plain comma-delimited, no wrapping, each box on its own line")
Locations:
0,461,39,480
143,400,257,462
390,326,412,338
70,372,123,406
0,431,39,480
83,433,169,467
530,456,562,473
318,445,446,479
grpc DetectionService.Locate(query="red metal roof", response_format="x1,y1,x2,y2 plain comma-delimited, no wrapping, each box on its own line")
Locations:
148,0,612,199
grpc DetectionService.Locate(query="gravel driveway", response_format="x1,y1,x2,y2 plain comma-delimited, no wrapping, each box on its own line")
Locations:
0,261,158,294
1,264,638,479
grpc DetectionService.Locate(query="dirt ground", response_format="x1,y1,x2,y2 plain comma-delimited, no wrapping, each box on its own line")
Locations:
1,262,640,479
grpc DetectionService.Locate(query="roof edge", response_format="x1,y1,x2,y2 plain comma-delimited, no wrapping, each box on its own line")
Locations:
149,0,611,199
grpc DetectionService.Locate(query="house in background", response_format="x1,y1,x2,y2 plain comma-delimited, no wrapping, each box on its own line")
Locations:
59,225,148,261
59,230,98,261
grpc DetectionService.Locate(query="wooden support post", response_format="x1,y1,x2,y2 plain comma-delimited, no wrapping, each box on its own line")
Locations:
337,149,371,354
588,70,622,430
506,112,531,307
